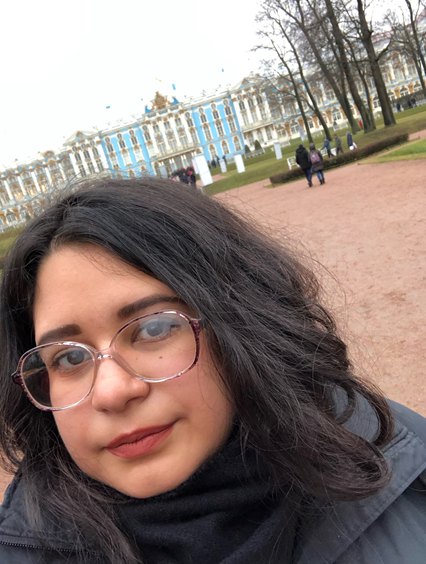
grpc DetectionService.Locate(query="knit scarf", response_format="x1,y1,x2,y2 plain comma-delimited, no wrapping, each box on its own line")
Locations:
115,435,301,564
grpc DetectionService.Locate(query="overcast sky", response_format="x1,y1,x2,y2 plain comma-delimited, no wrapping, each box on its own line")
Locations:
0,0,266,165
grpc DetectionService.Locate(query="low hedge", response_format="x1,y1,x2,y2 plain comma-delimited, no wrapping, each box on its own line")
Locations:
269,133,409,185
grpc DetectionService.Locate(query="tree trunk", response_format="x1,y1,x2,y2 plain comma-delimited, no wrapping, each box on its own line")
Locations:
325,0,375,133
406,0,426,84
357,0,396,126
283,61,314,145
276,0,360,133
282,26,332,139
345,37,376,123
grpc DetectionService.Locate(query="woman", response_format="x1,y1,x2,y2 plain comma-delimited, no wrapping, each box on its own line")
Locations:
0,178,425,564
308,143,325,185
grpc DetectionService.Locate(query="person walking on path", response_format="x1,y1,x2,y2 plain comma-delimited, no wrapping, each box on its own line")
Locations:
320,138,333,158
334,134,344,155
346,131,354,150
295,144,312,187
309,142,325,185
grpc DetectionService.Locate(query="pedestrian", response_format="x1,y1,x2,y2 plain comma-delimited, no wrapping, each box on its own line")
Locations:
411,98,417,107
346,131,354,150
2,178,426,564
320,137,333,158
211,158,217,168
407,100,412,109
295,143,313,187
223,155,227,165
187,167,197,189
359,119,363,128
207,160,211,169
396,102,401,112
334,133,344,155
309,142,325,185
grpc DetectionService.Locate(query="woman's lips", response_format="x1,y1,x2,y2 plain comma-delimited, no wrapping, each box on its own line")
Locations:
106,423,175,458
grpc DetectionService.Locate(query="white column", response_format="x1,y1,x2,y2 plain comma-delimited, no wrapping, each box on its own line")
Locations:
44,166,54,188
95,141,109,169
31,170,41,192
3,180,14,202
17,175,28,197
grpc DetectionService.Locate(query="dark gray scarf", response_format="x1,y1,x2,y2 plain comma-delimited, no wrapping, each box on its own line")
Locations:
115,435,301,564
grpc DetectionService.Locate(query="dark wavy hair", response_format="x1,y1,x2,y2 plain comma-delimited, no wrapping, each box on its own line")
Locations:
0,177,393,563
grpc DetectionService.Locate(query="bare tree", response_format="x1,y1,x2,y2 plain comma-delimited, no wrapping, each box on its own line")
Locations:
356,0,396,125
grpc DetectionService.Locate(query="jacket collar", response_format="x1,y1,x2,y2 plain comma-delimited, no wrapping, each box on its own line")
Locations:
296,405,426,563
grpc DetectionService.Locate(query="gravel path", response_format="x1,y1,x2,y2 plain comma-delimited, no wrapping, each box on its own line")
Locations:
217,156,426,416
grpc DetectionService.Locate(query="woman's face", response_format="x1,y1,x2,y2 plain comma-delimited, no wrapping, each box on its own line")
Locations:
33,244,234,498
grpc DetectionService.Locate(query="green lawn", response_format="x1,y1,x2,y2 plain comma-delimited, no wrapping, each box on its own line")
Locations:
206,106,426,196
0,226,25,265
364,137,426,164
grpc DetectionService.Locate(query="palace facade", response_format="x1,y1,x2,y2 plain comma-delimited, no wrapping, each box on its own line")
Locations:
1,55,423,225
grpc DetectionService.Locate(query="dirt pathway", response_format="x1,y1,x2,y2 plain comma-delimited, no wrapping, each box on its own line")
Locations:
217,158,426,416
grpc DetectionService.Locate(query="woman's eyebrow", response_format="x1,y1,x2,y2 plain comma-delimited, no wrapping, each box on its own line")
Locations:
37,324,82,346
117,295,184,320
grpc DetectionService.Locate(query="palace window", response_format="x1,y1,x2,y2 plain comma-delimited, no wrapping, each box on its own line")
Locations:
395,66,404,82
250,107,258,122
21,170,30,179
221,140,230,155
38,176,48,191
48,161,58,171
212,109,219,119
209,144,217,158
233,136,242,151
225,105,231,116
247,98,254,109
175,117,182,126
285,101,295,115
157,138,166,155
169,136,177,150
373,95,381,109
239,101,246,111
24,180,36,196
185,112,194,127
228,116,236,132
78,165,86,177
200,114,207,124
134,145,143,160
407,59,417,77
259,106,267,120
140,166,147,176
271,107,281,120
143,126,151,142
122,150,132,166
179,131,188,146
388,90,396,101
129,130,139,146
153,124,160,134
110,153,119,167
11,183,23,200
242,113,249,126
257,130,264,143
35,167,43,176
190,129,199,144
414,82,422,91
65,168,74,179
400,86,409,97
266,126,273,140
0,189,8,206
325,88,335,101
164,121,171,130
211,103,217,110
216,121,224,136
96,159,104,172
83,150,90,159
88,162,96,174
332,107,342,120
203,124,212,141
75,152,81,162
129,170,136,178
92,147,99,157
117,134,126,150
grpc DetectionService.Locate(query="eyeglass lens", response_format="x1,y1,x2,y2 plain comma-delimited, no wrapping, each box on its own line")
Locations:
21,312,197,409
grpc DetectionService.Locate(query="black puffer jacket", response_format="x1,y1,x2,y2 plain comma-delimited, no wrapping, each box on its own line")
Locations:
0,400,425,563
295,146,311,170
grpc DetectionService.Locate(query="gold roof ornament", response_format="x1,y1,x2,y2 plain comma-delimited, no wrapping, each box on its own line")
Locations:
151,92,170,110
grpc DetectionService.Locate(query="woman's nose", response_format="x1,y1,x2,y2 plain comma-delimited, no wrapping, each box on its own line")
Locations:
90,355,151,413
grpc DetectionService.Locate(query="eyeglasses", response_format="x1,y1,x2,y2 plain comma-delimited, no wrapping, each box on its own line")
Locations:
12,310,202,412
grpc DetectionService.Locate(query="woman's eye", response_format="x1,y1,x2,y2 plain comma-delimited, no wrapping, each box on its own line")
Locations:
134,320,180,342
51,348,91,371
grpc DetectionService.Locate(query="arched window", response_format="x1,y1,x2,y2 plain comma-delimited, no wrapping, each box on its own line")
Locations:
200,114,207,124
35,167,43,176
24,180,36,196
38,175,48,191
290,121,299,135
96,160,103,172
247,98,254,109
122,149,132,166
228,116,236,132
117,133,126,150
157,137,166,155
388,90,396,101
332,106,342,121
223,99,232,116
190,128,199,145
179,130,188,146
221,140,230,155
400,85,409,97
285,101,295,115
140,166,147,176
164,121,171,130
0,188,9,206
185,112,194,127
414,81,422,92
212,109,220,119
407,59,417,77
21,170,30,180
239,101,246,111
216,121,224,136
11,183,23,201
234,136,242,152
265,126,273,140
203,124,212,141
153,124,160,134
83,150,90,159
395,65,404,82
92,147,99,157
175,117,182,127
129,130,139,145
143,126,151,142
48,160,58,171
372,95,381,109
257,129,264,143
209,144,217,158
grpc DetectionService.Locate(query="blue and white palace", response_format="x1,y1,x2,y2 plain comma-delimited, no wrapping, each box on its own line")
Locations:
0,58,423,225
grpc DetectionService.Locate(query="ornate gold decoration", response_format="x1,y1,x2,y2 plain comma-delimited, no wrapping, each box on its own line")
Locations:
151,92,170,110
